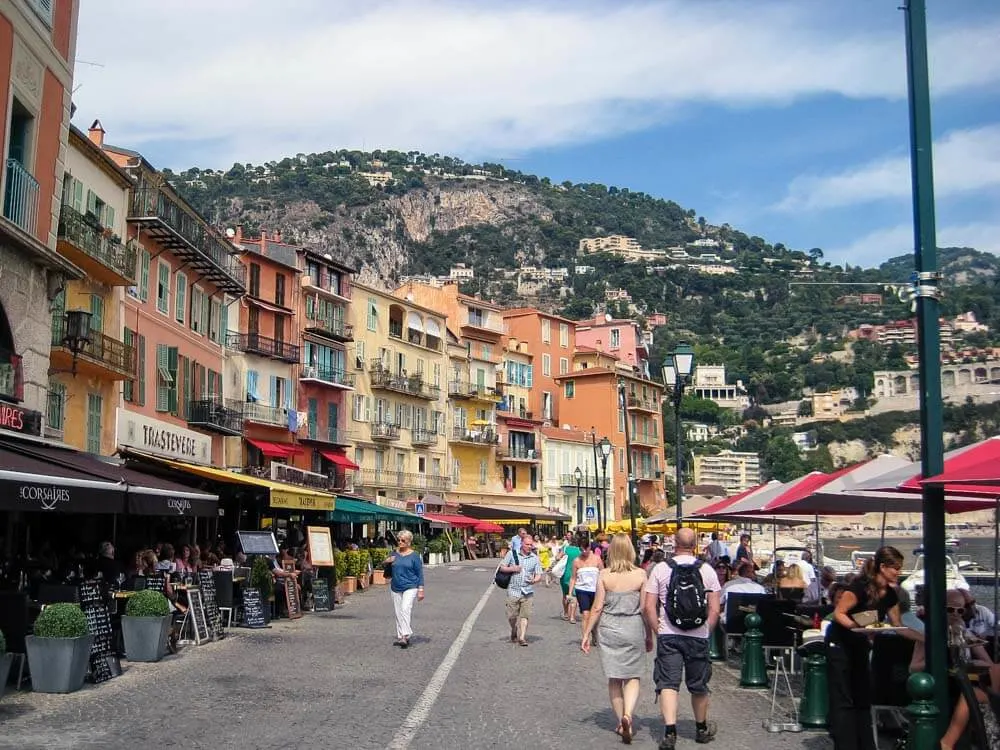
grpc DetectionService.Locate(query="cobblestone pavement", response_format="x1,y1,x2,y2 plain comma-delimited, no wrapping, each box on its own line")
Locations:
0,561,835,750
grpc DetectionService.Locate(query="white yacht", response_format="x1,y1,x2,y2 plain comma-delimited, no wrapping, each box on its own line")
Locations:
899,554,970,597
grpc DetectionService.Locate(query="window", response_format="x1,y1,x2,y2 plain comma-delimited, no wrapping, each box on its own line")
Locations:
559,357,569,374
541,319,551,343
175,273,187,324
46,381,66,431
432,362,441,387
352,394,365,422
559,323,569,347
86,393,102,454
367,297,378,331
618,408,625,433
156,260,170,314
452,459,461,484
128,247,150,301
89,295,104,334
481,343,491,360
542,354,551,377
355,340,365,370
610,328,621,349
564,380,575,398
275,273,286,307
155,345,178,413
530,466,538,491
209,298,223,343
479,459,488,486
190,287,204,333
249,263,261,297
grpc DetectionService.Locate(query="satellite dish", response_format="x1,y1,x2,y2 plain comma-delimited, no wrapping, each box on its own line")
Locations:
225,228,236,238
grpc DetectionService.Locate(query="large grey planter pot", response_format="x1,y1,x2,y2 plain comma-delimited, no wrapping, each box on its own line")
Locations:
0,653,13,700
25,634,93,694
122,615,172,663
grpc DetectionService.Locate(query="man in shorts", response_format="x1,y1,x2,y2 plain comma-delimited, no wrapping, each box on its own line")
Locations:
643,527,721,749
498,535,542,646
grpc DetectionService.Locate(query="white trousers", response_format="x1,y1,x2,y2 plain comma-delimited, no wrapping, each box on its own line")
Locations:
392,588,418,638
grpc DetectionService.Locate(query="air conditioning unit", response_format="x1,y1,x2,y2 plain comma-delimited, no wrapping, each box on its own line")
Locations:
302,366,317,378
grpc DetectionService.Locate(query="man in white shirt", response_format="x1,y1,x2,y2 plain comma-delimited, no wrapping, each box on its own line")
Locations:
961,590,997,640
720,561,766,617
803,566,837,606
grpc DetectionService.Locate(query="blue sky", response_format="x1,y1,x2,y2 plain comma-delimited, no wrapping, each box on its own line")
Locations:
72,1,1000,267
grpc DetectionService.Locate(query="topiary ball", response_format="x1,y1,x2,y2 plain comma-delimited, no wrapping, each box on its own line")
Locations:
33,603,89,639
125,589,170,618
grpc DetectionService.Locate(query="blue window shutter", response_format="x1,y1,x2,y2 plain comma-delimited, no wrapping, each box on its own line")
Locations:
247,370,259,402
269,375,277,407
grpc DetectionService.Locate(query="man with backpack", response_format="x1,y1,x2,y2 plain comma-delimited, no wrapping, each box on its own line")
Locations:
642,527,722,750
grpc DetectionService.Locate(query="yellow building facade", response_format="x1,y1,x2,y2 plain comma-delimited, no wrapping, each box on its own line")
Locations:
46,127,135,455
347,283,451,508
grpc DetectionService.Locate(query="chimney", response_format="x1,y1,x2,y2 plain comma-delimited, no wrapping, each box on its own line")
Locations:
88,119,105,147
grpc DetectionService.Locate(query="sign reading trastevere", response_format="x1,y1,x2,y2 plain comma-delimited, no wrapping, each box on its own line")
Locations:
115,408,212,465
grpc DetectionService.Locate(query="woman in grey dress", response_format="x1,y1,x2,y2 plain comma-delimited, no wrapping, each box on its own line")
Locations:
582,534,653,744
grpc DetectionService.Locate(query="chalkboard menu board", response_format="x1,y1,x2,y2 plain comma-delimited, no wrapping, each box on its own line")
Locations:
307,526,334,566
241,587,267,628
144,574,167,595
284,575,302,620
238,531,279,556
186,588,210,644
313,578,332,612
197,572,224,640
78,581,119,684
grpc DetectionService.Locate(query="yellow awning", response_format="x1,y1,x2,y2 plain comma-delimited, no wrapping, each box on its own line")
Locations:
136,454,335,512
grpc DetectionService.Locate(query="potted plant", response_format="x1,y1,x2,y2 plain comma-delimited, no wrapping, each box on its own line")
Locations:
0,628,11,700
249,556,275,624
121,590,172,663
411,534,428,563
452,536,464,562
342,551,360,594
333,549,348,602
25,603,92,694
426,537,445,566
372,548,392,585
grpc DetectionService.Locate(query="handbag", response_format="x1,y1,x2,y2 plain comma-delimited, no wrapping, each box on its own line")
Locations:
550,554,568,579
494,548,519,589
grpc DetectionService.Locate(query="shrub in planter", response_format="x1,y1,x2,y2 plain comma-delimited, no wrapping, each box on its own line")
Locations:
342,550,360,594
26,603,92,694
250,556,275,601
122,590,172,663
333,549,348,600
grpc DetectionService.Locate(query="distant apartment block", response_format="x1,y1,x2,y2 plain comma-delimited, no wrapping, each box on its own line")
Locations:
848,319,957,349
605,288,633,303
647,313,668,327
574,265,595,275
693,450,761,494
836,293,883,306
449,264,474,280
691,365,749,410
358,171,394,187
689,238,720,248
579,235,641,255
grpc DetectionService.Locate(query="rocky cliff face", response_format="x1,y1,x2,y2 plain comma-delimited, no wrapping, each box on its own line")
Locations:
214,181,550,288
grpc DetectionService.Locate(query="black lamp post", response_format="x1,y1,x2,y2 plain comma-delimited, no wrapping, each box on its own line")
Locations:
574,466,583,526
619,382,639,556
62,309,93,376
662,343,695,523
598,436,612,529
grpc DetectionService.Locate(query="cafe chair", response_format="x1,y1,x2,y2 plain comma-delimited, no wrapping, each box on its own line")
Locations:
869,634,915,748
725,592,769,656
0,592,30,690
213,571,235,629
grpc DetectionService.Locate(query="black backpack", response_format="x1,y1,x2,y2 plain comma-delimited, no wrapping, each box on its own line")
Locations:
664,559,708,630
494,549,519,589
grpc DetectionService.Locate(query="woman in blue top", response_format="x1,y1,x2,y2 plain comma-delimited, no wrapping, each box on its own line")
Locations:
383,529,425,648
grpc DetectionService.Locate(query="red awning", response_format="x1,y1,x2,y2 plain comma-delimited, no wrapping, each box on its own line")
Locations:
423,513,479,528
916,437,1000,491
693,482,777,517
473,521,505,533
320,451,360,470
246,439,301,458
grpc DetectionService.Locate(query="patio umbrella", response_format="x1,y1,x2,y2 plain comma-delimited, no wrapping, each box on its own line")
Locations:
473,521,504,533
688,482,781,518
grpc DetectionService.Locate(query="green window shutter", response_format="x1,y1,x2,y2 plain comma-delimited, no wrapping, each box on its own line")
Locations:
155,344,168,411
306,295,315,319
181,356,192,418
175,275,186,323
105,205,115,230
72,179,84,213
139,250,150,302
167,347,179,414
123,328,134,402
89,295,104,334
269,375,278,408
86,393,102,454
86,189,97,216
220,303,228,340
157,262,170,313
47,382,66,431
199,365,207,400
202,295,211,338
137,334,146,406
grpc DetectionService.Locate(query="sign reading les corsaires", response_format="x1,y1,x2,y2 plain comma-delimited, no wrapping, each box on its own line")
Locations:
0,404,43,436
3,481,125,514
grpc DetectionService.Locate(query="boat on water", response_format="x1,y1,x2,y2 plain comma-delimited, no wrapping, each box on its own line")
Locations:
900,554,970,596
946,537,961,548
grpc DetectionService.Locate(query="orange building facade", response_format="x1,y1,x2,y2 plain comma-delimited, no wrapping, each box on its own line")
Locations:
501,308,576,424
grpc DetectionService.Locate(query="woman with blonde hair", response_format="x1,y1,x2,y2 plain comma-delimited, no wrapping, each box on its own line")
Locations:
382,529,425,648
582,534,652,744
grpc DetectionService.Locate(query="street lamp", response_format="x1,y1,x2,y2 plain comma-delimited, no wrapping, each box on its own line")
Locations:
574,466,583,526
61,309,93,376
618,382,639,557
663,343,695,524
598,436,612,529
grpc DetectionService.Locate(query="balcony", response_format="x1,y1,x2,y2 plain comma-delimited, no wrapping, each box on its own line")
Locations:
410,427,439,446
461,313,503,338
370,421,401,441
447,380,503,402
187,398,244,436
497,402,532,420
127,183,245,294
243,462,343,492
0,349,24,403
300,424,352,447
496,446,540,463
634,468,662,482
50,319,136,381
450,426,499,446
56,205,137,286
370,361,440,400
302,271,351,302
304,316,353,343
627,394,661,413
355,468,451,492
238,400,293,429
631,434,662,448
300,364,355,390
226,332,300,364
3,159,39,236
560,474,611,490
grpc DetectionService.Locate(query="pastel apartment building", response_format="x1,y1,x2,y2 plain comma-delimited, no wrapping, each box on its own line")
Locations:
578,235,641,255
693,450,761,495
502,308,575,424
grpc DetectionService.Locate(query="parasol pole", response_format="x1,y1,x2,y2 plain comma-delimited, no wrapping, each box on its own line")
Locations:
994,501,998,660
880,505,887,548
814,514,821,564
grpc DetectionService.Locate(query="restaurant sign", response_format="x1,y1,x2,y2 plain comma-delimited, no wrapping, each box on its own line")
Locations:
0,404,43,437
0,478,126,514
115,408,212,465
269,491,334,512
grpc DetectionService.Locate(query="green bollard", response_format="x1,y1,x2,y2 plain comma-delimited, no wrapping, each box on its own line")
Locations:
798,650,828,729
739,612,768,688
905,673,939,750
708,623,726,662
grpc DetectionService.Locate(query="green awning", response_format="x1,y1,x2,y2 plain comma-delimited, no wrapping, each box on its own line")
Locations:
327,497,423,525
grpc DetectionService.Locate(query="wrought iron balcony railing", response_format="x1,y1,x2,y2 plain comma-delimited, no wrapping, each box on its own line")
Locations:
370,421,401,441
369,361,440,400
300,364,355,389
57,205,137,282
4,159,39,235
447,380,503,401
302,270,351,300
236,400,292,428
51,319,136,378
304,316,353,342
410,427,439,446
187,399,244,436
627,394,661,412
226,332,300,363
450,426,499,445
559,474,611,489
496,446,539,461
355,468,450,491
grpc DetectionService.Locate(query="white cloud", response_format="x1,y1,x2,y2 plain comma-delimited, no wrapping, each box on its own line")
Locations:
70,0,1000,168
775,125,1000,212
829,220,1000,266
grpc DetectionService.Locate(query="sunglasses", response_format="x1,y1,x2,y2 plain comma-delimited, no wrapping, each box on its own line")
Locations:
946,606,965,614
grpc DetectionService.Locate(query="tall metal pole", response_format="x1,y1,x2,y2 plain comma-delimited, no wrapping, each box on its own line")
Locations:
903,0,947,727
591,430,602,531
576,475,583,527
674,388,685,523
620,383,639,556
601,453,609,528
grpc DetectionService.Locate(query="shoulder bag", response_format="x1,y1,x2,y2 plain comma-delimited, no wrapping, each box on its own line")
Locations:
494,548,520,589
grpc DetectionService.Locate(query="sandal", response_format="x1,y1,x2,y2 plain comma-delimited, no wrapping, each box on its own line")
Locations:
518,639,528,646
620,715,633,744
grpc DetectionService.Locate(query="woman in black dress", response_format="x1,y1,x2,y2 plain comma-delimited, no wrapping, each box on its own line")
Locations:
825,545,907,750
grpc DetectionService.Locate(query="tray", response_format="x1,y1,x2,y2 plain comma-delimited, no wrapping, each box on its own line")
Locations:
860,626,909,633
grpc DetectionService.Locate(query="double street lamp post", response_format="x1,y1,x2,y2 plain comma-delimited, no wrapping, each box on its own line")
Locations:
598,436,612,531
662,344,695,523
574,466,583,526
